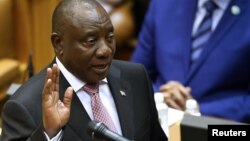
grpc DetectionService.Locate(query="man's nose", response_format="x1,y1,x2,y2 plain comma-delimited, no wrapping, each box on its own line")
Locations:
96,40,112,58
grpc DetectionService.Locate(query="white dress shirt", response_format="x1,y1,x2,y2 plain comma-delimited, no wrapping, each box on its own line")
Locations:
192,0,231,35
45,58,122,140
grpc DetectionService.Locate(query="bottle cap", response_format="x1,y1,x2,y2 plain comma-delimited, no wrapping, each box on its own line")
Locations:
185,99,198,109
154,92,164,103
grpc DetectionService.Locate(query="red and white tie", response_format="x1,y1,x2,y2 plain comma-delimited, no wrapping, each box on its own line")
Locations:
83,83,117,132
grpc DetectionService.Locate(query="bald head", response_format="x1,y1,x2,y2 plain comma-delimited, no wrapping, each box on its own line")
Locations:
52,0,108,34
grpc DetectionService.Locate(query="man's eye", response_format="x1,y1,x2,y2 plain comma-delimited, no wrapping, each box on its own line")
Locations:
86,38,96,44
107,33,114,42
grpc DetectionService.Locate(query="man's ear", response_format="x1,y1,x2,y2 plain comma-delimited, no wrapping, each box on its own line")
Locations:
51,32,63,56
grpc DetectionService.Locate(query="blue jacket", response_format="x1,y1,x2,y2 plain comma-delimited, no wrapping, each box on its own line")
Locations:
131,0,250,123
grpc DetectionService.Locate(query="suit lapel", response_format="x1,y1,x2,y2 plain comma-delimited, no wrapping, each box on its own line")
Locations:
107,64,134,139
178,0,198,80
67,93,92,140
56,61,134,140
59,73,92,140
185,0,247,84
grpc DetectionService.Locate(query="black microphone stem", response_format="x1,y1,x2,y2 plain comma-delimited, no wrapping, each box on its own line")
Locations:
87,120,133,141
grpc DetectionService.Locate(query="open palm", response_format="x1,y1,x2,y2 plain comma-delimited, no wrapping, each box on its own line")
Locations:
42,64,73,138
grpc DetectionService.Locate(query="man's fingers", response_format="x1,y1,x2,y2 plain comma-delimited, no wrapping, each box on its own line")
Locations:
163,91,185,110
50,64,60,103
165,98,182,110
160,81,192,103
51,64,59,91
43,79,52,101
171,90,186,108
45,68,52,83
63,87,73,109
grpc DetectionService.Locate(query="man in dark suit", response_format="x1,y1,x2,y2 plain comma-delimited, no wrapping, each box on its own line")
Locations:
0,0,168,140
131,0,250,123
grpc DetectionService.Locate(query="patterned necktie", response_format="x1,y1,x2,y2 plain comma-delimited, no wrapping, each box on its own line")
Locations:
83,83,117,132
191,0,218,62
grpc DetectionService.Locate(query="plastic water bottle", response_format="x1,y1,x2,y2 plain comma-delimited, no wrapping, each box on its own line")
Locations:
154,92,169,136
185,99,201,116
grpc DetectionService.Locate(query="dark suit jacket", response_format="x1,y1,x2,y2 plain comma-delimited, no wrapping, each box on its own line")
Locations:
131,0,250,123
1,60,168,141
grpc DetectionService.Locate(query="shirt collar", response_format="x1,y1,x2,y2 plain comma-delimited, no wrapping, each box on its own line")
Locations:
56,57,108,92
198,0,231,10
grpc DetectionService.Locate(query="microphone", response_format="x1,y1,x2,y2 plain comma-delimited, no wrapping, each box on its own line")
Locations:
87,120,132,141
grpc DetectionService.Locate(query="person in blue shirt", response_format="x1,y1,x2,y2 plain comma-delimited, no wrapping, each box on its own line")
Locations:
131,0,250,123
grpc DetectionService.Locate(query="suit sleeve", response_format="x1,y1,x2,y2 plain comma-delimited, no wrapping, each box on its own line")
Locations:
1,100,48,141
130,0,158,82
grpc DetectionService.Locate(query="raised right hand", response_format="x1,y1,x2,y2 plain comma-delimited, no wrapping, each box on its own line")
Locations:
42,64,73,138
